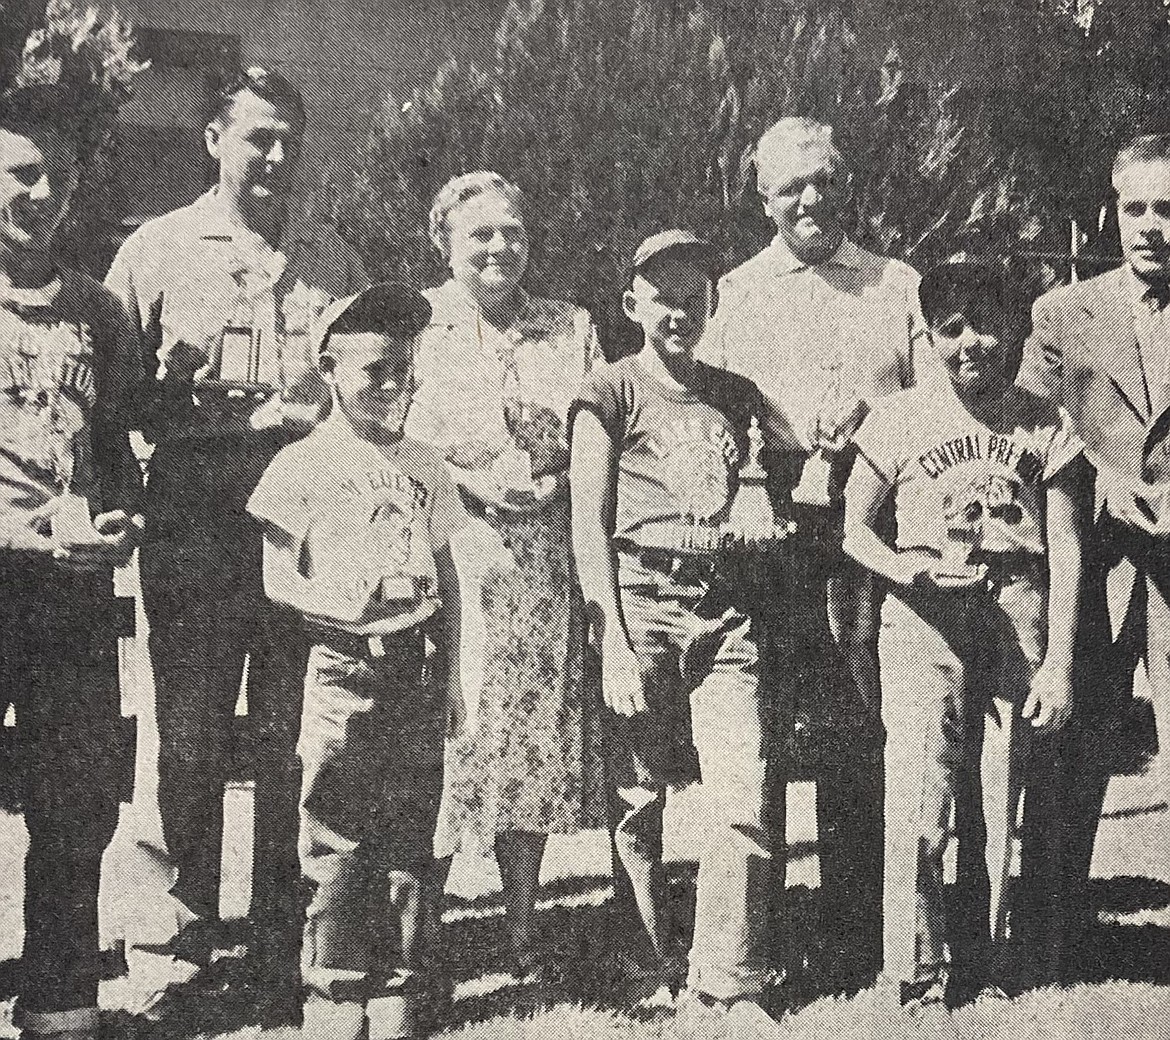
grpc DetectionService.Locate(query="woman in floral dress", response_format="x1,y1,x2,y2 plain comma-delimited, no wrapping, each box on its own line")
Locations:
406,171,603,977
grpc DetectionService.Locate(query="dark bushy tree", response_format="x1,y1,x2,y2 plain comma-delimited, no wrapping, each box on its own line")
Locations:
339,0,1095,355
0,0,147,273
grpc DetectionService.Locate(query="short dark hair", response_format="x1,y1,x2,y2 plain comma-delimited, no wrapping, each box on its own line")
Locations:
210,66,306,127
1113,133,1170,182
918,261,1029,331
0,86,84,149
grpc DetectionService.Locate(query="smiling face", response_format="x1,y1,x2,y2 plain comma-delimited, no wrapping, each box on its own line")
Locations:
1115,158,1170,284
0,124,79,263
929,302,1022,398
624,252,713,359
760,141,848,264
206,89,304,215
445,191,529,300
321,331,415,438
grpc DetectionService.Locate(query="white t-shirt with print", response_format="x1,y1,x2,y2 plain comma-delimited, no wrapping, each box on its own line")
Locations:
853,381,1082,560
248,415,467,634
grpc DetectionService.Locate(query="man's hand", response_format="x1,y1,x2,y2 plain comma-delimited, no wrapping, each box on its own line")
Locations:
1101,476,1164,536
813,395,869,453
600,634,648,716
1023,659,1074,733
54,509,144,572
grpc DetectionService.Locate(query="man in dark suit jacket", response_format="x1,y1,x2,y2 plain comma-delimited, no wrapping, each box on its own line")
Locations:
1022,131,1170,981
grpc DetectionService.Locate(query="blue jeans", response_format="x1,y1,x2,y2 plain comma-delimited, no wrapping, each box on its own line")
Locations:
606,562,771,1000
879,578,1045,986
297,628,444,999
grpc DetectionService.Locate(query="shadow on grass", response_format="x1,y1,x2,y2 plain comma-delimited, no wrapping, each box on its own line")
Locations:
1066,876,1170,987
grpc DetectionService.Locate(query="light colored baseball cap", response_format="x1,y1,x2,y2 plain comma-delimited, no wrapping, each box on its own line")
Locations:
630,229,716,278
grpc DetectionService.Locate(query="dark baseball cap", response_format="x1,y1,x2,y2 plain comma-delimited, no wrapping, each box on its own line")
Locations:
918,261,1028,329
629,229,716,281
314,282,432,355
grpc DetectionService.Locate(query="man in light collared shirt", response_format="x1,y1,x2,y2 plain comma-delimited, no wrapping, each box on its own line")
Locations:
701,116,928,988
105,66,369,984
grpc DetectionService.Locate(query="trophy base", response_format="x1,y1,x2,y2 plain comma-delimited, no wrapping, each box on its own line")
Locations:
791,452,834,509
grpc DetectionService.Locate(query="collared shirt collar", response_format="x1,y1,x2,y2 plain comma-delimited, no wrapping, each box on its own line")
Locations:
192,188,318,248
766,233,863,275
428,278,541,330
1126,265,1170,311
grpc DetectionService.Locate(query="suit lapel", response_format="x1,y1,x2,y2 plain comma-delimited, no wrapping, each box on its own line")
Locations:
1086,269,1149,424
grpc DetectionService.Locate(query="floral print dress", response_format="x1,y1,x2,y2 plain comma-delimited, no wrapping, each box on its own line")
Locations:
406,281,605,856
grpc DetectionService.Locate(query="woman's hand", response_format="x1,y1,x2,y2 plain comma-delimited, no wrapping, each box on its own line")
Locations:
600,633,647,716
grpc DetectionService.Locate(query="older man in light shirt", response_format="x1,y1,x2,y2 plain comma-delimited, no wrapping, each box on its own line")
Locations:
703,116,930,989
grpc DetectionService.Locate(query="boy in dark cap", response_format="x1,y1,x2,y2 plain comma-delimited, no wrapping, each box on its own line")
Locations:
248,283,467,1040
0,87,142,1040
844,262,1086,1032
570,231,780,1033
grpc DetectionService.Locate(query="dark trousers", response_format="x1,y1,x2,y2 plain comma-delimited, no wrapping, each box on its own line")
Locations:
141,437,306,939
0,561,122,1020
298,629,444,993
759,543,884,978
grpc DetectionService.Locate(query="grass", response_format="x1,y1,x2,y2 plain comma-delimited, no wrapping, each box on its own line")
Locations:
0,622,1168,1038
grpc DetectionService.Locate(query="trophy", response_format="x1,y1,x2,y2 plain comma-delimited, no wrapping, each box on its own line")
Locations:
671,415,797,554
791,356,842,508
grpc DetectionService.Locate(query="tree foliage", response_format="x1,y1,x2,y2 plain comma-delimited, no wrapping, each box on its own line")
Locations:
336,0,1141,354
0,0,147,272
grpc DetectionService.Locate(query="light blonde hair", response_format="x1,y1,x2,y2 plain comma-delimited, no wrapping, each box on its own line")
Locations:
754,117,844,197
428,171,526,260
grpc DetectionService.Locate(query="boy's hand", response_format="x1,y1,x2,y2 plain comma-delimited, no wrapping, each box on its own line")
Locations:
1023,660,1074,733
1101,476,1164,537
1,502,59,557
813,395,869,453
600,634,647,716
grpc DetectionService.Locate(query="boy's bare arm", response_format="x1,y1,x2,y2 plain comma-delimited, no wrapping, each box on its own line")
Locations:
1023,458,1085,733
844,456,930,586
435,544,465,737
569,408,646,716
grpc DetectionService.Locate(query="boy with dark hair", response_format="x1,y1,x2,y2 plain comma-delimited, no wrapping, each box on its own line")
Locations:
844,262,1085,1033
248,283,466,1040
569,231,779,1033
0,86,142,1039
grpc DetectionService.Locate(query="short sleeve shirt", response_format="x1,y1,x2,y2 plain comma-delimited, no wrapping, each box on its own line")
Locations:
852,382,1082,558
570,355,761,548
406,282,599,486
247,416,468,633
105,190,370,443
702,237,933,461
0,269,140,531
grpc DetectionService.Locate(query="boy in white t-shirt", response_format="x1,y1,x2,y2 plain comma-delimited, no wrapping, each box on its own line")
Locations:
248,283,467,1040
843,263,1086,1031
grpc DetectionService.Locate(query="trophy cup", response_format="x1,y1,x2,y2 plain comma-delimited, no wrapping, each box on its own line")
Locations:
791,356,842,508
722,415,797,549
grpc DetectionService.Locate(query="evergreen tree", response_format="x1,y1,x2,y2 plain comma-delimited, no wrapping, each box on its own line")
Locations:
339,0,1094,355
0,0,147,273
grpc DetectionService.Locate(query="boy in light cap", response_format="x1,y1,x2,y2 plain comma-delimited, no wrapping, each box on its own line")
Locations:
570,231,779,1032
248,283,467,1039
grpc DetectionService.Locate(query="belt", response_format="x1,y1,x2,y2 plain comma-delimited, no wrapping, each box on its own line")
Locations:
305,621,425,660
615,540,717,582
